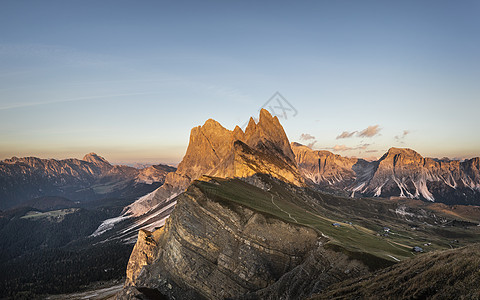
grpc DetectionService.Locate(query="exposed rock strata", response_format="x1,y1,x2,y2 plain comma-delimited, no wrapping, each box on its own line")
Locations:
118,181,333,299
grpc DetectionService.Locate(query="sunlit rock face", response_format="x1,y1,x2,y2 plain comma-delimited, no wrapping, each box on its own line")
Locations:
293,144,480,205
128,109,304,217
292,143,361,188
125,228,164,286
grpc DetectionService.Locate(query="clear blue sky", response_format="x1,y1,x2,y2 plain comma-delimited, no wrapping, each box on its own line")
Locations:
1,0,479,164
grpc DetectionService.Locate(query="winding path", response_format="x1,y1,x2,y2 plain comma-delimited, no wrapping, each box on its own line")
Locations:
271,194,298,223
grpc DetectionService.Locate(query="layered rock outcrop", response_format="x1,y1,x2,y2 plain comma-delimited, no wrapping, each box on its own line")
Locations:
118,179,366,299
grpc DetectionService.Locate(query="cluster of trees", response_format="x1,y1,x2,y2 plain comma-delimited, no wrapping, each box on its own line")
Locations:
0,242,133,298
0,207,106,262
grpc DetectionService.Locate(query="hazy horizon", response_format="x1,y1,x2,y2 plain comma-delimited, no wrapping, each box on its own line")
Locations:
1,1,479,163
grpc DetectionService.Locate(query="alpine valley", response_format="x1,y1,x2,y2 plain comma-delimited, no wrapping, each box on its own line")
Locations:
1,110,480,299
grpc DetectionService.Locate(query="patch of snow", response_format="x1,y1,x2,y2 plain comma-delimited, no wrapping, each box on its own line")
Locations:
120,200,177,235
352,182,366,192
392,176,405,198
140,215,169,232
416,177,434,201
90,215,130,237
400,179,414,198
90,188,175,238
394,205,415,217
440,174,457,189
123,188,161,217
374,180,388,197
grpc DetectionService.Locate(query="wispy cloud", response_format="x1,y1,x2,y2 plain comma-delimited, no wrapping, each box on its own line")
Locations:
357,125,381,137
336,125,381,139
332,144,352,151
300,133,315,140
298,133,316,148
325,143,370,152
336,131,357,139
394,130,410,143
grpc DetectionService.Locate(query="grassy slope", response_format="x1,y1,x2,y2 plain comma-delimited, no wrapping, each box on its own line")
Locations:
311,244,480,300
194,177,415,267
194,176,480,269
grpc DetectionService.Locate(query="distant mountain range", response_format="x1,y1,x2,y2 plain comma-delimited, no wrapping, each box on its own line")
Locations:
0,153,176,210
293,143,480,205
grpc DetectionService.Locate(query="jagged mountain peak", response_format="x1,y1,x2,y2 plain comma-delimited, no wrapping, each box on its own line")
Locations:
176,118,232,178
244,109,296,164
378,147,423,167
82,152,110,166
130,109,303,217
172,109,298,185
291,142,306,148
382,147,422,158
232,125,244,140
202,118,225,130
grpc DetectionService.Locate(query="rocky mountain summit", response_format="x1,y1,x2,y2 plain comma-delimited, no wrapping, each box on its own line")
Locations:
0,153,176,210
125,109,303,217
292,143,480,205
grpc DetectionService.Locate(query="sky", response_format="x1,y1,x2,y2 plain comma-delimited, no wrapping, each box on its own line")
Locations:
1,0,479,164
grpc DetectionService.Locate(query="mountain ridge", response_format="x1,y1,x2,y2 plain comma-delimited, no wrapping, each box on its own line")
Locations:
292,143,480,205
0,153,176,210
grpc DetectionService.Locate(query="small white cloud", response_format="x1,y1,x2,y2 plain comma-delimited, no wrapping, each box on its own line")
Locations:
394,130,410,143
300,133,315,140
325,143,371,152
336,125,381,139
332,145,352,151
336,131,357,139
357,125,381,138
